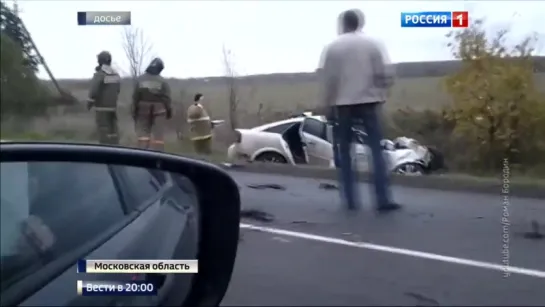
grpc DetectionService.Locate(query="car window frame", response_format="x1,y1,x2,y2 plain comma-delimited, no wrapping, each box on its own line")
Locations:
263,122,295,134
0,163,134,305
302,118,327,140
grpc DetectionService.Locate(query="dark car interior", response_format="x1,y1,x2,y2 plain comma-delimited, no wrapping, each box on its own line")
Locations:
426,146,447,172
281,120,369,165
281,123,307,164
1,143,241,307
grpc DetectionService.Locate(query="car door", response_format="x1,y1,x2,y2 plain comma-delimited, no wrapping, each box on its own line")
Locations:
103,165,198,306
1,161,131,306
352,131,372,172
299,118,333,166
352,135,397,172
1,162,197,306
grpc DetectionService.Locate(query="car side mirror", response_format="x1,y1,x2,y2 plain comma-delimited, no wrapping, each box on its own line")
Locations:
0,142,240,307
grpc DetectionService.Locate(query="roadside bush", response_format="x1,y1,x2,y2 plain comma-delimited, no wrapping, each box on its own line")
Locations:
443,20,545,174
382,22,545,176
388,107,454,144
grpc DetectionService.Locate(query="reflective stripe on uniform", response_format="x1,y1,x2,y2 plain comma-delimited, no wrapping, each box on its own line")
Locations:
140,80,162,90
190,134,212,141
95,107,116,111
187,116,211,123
138,137,151,141
104,75,121,84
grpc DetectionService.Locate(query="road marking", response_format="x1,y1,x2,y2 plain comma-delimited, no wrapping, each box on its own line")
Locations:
240,223,545,279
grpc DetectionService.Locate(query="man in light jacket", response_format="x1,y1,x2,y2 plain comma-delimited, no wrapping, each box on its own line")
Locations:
319,9,401,212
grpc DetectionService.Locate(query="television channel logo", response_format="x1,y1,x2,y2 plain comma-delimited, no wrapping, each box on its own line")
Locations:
401,11,468,28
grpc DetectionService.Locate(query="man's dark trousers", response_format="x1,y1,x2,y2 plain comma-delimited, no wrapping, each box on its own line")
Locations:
333,102,393,210
332,123,342,168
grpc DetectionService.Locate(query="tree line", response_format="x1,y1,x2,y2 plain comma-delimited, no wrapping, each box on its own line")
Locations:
0,1,52,119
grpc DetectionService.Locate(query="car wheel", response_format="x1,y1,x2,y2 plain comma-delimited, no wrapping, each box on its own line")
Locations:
255,152,288,164
394,163,425,176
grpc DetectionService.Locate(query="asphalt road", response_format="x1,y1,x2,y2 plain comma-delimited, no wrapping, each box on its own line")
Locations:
222,171,545,306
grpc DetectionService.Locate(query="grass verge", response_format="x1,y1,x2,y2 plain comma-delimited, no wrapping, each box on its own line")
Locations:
3,132,544,198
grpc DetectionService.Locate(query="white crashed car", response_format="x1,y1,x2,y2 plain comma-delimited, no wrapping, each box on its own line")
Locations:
227,113,433,175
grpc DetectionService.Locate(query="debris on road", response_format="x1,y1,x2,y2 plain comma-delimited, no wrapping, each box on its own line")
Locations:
319,182,338,190
404,292,440,306
247,183,286,191
241,209,275,222
523,220,544,240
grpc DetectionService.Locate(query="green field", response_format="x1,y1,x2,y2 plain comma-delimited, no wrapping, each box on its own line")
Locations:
5,69,544,178
57,72,545,129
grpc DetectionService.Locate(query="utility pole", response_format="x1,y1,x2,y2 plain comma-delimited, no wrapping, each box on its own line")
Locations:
5,0,76,104
12,0,66,100
13,0,19,16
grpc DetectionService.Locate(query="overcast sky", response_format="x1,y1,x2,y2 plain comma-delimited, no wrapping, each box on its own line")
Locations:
11,1,545,79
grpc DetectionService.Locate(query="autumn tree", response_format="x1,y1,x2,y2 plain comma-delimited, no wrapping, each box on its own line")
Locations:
444,19,545,172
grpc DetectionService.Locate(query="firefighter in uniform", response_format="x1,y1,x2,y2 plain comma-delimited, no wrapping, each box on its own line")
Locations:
187,93,212,154
132,57,172,151
87,51,121,145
